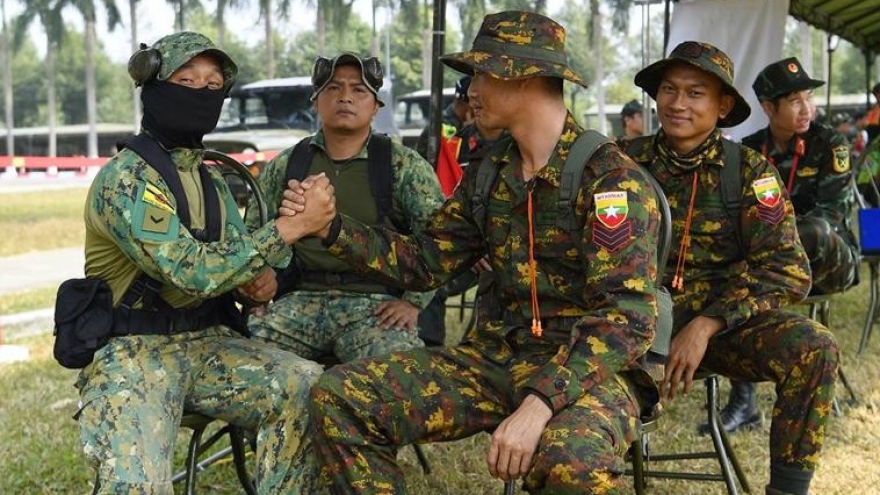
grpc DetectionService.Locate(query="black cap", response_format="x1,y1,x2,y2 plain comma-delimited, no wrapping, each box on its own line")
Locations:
752,57,824,102
621,99,642,117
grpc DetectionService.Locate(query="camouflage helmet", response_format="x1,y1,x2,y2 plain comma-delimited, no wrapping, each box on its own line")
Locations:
635,41,750,128
150,32,238,91
440,10,587,87
752,57,824,102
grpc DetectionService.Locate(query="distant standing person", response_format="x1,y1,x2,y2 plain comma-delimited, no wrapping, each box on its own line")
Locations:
617,99,645,142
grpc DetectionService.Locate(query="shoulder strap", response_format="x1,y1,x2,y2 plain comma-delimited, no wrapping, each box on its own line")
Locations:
558,130,612,232
720,138,745,256
471,137,514,236
119,135,221,242
285,136,315,184
367,134,394,226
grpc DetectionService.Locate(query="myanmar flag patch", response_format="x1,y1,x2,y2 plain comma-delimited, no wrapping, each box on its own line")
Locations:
752,176,782,209
594,191,629,229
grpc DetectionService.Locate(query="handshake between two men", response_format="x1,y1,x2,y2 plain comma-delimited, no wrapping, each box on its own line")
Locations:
274,172,337,244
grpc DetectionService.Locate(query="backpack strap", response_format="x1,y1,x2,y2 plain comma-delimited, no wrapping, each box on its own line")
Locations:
366,134,395,228
720,138,745,256
284,136,316,183
558,130,612,232
119,135,221,242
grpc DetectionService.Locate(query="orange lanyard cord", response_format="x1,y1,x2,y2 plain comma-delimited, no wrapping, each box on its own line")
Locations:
672,171,699,291
527,186,543,337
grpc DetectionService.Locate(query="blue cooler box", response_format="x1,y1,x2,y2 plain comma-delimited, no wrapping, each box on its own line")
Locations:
861,208,880,254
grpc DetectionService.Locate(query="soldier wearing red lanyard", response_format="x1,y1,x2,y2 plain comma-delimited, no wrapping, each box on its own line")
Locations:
716,58,859,437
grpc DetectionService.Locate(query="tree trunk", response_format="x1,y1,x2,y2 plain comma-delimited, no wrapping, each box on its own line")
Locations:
176,0,185,31
217,3,226,47
798,20,812,76
1,0,13,155
317,7,325,57
370,0,378,57
592,0,606,135
47,39,57,158
86,18,98,158
130,0,141,134
265,7,274,79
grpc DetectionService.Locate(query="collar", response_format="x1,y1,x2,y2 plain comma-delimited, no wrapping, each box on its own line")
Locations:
495,111,583,189
309,129,372,160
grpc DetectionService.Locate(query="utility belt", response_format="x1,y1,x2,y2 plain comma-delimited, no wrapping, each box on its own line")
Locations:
53,274,245,370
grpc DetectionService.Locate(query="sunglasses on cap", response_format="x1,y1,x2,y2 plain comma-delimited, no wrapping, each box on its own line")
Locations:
311,53,384,101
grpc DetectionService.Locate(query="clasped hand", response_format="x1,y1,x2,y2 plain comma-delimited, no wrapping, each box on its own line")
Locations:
274,172,337,244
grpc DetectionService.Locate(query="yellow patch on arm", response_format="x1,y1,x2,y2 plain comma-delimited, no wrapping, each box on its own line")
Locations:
142,183,175,213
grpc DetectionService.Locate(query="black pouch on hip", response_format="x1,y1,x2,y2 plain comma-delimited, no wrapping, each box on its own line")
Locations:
53,278,114,369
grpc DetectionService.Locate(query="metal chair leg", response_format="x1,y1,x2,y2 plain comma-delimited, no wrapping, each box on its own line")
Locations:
705,376,741,495
184,423,206,495
413,444,432,475
230,426,257,495
859,260,880,355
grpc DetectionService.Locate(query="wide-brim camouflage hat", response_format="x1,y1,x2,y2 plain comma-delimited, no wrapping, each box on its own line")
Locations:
635,41,750,128
753,57,824,101
153,32,238,91
440,10,587,88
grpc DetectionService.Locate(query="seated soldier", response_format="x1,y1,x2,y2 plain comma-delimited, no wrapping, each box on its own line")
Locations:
620,41,839,495
74,32,331,494
302,11,664,493
714,57,861,434
246,53,445,362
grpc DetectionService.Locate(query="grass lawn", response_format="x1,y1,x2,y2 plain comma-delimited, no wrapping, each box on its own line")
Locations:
2,271,879,494
0,188,87,257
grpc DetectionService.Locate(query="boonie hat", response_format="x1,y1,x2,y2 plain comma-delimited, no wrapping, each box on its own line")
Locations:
311,52,385,107
752,57,824,102
152,32,238,91
440,10,587,88
635,41,750,128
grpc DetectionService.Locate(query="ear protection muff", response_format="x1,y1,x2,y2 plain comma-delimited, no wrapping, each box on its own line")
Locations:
128,43,162,87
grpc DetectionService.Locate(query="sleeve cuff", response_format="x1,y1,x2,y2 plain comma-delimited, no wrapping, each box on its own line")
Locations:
521,362,585,414
321,215,342,247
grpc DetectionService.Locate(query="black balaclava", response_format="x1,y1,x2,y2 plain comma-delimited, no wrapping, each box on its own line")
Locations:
141,80,226,150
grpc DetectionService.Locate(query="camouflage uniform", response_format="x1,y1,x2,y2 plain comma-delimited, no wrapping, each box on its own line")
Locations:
309,11,664,494
76,32,323,495
743,57,859,295
246,129,444,361
627,42,839,495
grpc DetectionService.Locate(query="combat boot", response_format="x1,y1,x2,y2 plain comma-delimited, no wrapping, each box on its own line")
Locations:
699,380,761,435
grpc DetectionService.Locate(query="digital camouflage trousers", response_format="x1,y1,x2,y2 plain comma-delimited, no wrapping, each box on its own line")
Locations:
76,327,324,495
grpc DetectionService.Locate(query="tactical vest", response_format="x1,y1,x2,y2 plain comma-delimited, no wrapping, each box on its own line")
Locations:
275,134,408,298
113,135,247,336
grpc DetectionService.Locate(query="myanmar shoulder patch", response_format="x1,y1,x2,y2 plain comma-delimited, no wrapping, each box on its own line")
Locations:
751,176,784,226
592,191,632,252
594,191,629,229
833,145,850,173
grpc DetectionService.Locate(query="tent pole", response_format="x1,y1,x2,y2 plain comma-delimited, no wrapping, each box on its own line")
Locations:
426,0,447,165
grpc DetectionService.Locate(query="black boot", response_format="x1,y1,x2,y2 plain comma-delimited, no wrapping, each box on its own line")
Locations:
699,380,761,434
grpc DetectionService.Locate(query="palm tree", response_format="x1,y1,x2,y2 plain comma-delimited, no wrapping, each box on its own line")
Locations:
67,0,121,157
216,0,246,48
160,0,203,32
14,0,65,157
258,0,292,79
128,0,140,133
1,0,13,155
